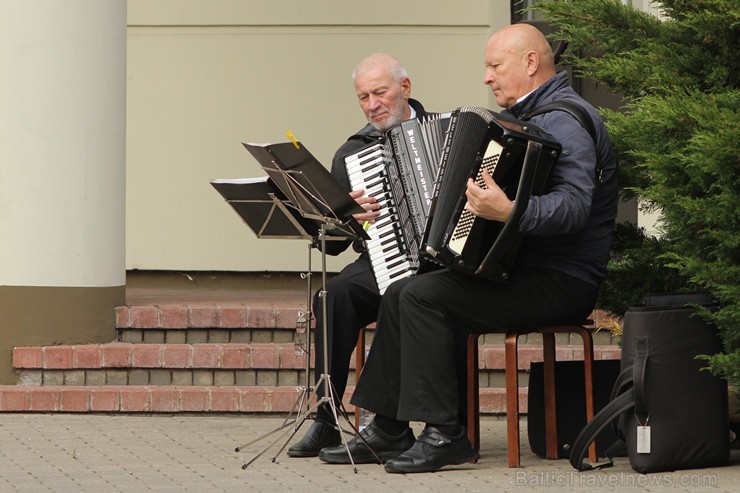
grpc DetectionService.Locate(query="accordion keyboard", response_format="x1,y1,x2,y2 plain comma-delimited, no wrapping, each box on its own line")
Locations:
345,142,416,294
448,139,504,255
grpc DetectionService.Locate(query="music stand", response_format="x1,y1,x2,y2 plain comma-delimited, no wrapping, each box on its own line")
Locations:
210,177,317,240
211,141,368,472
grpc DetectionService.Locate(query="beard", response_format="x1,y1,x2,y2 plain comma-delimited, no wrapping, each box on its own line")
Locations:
369,98,408,132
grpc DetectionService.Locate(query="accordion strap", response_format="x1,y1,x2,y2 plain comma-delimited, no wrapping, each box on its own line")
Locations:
521,100,604,184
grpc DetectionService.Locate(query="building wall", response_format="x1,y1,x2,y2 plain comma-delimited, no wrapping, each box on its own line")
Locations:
126,0,654,274
126,0,509,273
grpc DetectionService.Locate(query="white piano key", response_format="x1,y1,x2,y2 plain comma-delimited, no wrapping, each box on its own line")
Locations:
375,265,413,286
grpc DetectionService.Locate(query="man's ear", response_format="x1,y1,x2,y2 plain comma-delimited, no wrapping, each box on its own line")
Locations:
525,50,539,76
401,76,411,99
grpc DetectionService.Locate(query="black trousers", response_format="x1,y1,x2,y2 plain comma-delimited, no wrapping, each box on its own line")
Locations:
350,266,598,426
312,254,470,423
312,254,381,403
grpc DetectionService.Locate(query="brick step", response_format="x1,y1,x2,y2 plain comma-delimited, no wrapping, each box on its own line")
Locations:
118,326,297,344
115,303,620,347
0,385,521,414
13,342,307,388
115,303,305,331
115,302,375,345
14,342,620,372
14,343,308,371
13,342,620,389
115,302,309,344
116,325,618,348
116,325,370,345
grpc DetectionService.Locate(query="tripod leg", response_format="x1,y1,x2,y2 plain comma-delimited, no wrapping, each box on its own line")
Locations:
240,421,299,469
281,385,311,430
235,386,309,452
240,374,330,467
267,374,337,460
240,387,318,468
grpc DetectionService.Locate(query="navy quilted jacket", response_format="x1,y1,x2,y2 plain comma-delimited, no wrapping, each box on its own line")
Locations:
507,70,619,287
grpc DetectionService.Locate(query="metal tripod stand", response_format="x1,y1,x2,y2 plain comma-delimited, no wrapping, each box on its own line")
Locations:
236,221,363,472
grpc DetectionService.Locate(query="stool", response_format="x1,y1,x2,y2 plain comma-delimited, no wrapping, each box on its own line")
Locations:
467,321,598,468
354,326,369,430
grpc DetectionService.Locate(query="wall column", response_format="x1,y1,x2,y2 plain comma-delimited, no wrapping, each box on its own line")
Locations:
0,1,127,383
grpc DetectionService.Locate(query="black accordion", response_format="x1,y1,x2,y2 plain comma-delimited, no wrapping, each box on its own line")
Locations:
345,107,561,293
423,106,561,281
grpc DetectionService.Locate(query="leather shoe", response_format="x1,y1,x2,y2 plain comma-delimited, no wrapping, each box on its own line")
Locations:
318,421,415,464
287,421,341,458
384,426,478,473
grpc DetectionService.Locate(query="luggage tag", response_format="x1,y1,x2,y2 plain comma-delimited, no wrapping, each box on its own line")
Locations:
636,414,651,454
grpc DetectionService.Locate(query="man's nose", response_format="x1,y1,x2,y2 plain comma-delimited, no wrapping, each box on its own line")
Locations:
484,67,498,85
367,95,382,109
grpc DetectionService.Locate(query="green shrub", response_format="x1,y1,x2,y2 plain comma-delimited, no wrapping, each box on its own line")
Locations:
532,0,740,380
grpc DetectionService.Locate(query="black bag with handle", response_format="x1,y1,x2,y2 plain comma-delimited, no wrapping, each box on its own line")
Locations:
527,359,622,459
569,293,729,473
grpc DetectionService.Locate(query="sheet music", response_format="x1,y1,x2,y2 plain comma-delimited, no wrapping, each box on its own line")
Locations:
210,176,268,185
210,140,368,242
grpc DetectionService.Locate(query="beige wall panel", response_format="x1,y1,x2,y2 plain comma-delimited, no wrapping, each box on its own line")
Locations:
128,0,489,26
126,1,509,273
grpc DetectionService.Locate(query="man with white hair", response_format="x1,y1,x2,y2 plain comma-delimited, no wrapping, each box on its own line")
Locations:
287,53,430,458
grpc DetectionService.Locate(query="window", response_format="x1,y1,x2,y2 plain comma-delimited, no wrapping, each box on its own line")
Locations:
511,0,547,24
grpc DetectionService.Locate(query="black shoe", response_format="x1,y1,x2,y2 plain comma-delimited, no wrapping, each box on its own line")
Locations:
287,421,341,458
383,426,478,473
318,421,416,464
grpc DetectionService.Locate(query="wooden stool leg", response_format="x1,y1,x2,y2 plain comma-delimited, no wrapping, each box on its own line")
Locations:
504,332,521,467
466,334,480,463
354,327,366,431
576,327,597,463
542,332,559,460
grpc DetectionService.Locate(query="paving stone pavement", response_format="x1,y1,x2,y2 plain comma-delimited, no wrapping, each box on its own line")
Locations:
0,413,737,493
